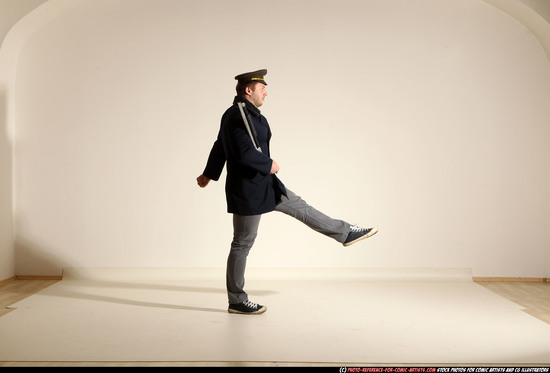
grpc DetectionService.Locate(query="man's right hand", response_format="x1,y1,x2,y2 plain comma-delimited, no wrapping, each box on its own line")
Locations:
270,160,280,174
196,174,211,188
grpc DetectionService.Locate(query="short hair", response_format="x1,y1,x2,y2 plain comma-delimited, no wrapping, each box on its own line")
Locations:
236,81,260,97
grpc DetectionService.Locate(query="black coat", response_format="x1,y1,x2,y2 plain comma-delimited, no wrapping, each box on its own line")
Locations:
202,96,287,215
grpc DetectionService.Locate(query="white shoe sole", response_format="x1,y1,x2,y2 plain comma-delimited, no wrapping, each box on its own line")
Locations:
228,305,267,315
343,227,378,247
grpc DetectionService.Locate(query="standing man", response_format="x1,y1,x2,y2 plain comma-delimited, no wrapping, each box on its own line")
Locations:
197,69,377,315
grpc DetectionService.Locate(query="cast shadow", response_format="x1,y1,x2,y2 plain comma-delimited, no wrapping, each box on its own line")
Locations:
47,288,229,314
12,235,277,313
14,237,67,276
30,269,278,314
40,280,278,314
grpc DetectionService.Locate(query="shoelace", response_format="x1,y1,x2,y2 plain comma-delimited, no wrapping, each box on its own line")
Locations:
244,300,259,309
349,225,364,233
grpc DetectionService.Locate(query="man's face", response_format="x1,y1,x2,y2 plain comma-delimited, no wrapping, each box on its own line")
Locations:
247,83,267,108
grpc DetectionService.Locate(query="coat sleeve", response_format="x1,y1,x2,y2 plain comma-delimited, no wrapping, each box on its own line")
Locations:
202,132,226,181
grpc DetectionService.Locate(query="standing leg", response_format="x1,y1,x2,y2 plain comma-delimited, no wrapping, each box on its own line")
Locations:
226,214,261,304
275,188,350,243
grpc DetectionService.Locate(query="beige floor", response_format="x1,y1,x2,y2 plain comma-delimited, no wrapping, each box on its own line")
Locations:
1,268,550,367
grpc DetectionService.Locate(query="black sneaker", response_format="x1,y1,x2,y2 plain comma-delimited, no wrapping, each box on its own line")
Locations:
228,300,267,315
343,225,378,247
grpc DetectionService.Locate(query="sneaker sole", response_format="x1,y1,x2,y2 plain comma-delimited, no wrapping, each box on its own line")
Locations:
343,227,378,247
228,305,267,315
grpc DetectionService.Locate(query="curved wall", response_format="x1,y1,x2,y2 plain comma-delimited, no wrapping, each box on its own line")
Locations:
2,0,550,277
0,0,50,280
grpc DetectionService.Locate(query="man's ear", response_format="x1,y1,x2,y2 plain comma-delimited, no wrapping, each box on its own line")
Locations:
244,85,252,96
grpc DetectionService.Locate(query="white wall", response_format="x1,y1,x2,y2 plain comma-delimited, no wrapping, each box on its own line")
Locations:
0,0,50,281
0,71,11,280
519,0,550,23
0,0,49,45
9,0,550,277
484,0,550,62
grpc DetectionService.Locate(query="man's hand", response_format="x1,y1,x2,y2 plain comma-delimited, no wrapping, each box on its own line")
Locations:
196,174,211,188
270,160,280,174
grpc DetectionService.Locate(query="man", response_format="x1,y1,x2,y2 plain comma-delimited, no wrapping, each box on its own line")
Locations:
197,69,377,315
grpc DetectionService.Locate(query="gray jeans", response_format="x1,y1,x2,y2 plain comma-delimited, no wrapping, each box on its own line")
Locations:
226,188,350,304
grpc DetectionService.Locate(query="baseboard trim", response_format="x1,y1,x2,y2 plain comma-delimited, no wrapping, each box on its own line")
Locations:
474,277,549,283
0,276,16,286
5,273,548,283
14,275,63,281
61,267,474,282
6,275,550,286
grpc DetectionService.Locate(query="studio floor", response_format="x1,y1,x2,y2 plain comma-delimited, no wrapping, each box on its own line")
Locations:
0,268,549,367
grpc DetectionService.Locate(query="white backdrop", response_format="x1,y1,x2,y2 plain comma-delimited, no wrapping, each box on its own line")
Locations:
10,0,550,277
